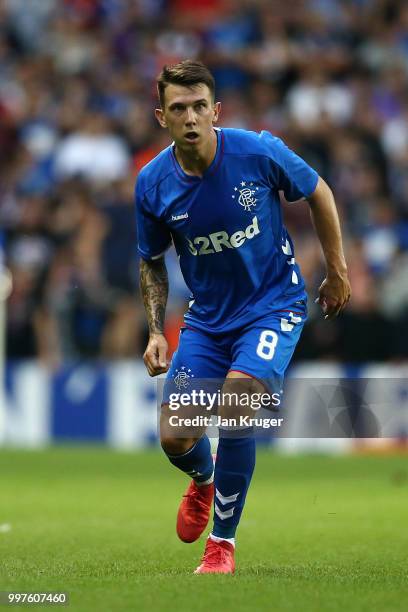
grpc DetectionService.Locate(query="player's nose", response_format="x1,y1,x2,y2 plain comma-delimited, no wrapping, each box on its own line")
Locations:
185,107,197,125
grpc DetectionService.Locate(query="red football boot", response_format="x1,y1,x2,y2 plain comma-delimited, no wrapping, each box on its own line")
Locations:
194,537,235,574
176,480,214,543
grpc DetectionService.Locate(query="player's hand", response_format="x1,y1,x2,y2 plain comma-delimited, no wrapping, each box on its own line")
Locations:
315,272,351,320
143,333,170,376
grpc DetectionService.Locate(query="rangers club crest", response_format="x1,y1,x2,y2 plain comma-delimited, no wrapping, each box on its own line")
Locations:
232,181,258,211
173,366,194,389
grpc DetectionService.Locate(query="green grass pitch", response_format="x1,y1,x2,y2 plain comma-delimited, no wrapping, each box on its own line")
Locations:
0,447,407,611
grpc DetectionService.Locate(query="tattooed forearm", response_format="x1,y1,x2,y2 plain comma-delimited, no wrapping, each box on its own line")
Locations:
139,257,169,334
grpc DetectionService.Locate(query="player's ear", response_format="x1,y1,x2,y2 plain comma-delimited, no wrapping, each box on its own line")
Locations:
155,108,167,128
212,101,221,124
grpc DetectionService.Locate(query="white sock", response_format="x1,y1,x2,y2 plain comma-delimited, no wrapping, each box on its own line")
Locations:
195,473,214,486
209,533,235,547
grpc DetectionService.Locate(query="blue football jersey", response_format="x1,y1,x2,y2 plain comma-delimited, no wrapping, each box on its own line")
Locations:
135,128,318,333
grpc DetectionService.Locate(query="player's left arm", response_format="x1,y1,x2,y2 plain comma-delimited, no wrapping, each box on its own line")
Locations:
307,176,351,319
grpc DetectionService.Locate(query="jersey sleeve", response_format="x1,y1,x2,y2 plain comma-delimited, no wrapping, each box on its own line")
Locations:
135,179,172,260
260,131,319,202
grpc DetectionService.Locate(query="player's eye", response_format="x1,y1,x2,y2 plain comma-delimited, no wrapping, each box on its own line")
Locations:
195,102,206,111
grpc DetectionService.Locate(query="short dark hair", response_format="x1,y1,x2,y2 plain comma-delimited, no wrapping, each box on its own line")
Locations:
157,60,215,108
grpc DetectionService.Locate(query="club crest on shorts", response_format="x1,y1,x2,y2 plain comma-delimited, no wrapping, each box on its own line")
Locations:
173,366,194,389
231,181,258,211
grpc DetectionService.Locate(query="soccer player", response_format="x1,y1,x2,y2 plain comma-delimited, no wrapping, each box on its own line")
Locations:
136,60,350,574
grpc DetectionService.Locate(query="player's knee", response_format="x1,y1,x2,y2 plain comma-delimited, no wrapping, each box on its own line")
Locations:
160,435,197,455
160,402,205,453
218,377,260,419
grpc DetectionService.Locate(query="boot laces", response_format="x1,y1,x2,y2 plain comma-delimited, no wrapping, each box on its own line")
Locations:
201,540,230,567
183,485,210,513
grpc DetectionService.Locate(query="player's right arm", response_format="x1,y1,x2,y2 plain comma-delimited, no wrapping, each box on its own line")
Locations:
135,170,172,376
140,256,169,376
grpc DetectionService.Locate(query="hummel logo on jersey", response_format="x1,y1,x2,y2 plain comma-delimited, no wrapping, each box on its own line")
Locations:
172,212,189,221
187,216,260,256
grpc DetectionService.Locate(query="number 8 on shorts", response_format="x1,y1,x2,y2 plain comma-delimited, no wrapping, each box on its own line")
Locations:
256,330,278,361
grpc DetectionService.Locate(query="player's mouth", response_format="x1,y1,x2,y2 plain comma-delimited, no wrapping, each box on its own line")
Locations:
184,131,199,143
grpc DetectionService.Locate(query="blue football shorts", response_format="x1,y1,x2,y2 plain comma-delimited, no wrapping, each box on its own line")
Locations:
162,300,307,404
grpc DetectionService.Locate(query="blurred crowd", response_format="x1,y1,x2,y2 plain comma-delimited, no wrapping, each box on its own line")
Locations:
1,0,408,366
